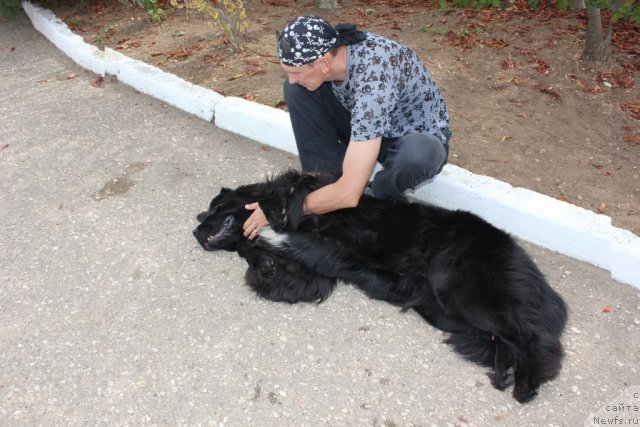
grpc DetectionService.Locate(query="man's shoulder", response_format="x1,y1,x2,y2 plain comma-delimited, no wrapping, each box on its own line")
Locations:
351,33,418,63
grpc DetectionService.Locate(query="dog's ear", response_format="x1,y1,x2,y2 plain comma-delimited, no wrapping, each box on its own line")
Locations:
258,171,313,232
196,211,209,223
284,174,317,229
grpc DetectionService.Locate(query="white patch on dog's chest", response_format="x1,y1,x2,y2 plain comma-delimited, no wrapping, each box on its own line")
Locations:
258,226,290,248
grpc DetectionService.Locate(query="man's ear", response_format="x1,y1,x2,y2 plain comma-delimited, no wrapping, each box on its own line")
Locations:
316,55,331,74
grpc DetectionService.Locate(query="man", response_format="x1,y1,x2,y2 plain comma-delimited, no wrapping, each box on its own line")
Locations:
244,15,450,239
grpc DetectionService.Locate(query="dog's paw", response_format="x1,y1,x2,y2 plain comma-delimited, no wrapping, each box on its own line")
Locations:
513,380,539,403
488,368,514,391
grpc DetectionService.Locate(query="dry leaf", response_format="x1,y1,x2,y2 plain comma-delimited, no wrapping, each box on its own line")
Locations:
501,136,513,142
58,73,78,81
597,202,608,213
602,305,613,313
535,85,560,99
511,76,527,85
90,76,104,88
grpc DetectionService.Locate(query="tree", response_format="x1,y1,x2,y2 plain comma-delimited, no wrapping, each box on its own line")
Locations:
582,0,623,62
316,0,337,9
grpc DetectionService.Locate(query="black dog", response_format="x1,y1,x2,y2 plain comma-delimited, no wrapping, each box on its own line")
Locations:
194,181,337,304
193,170,568,403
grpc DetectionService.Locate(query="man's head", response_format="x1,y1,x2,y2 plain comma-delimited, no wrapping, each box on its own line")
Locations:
277,16,366,91
277,16,337,67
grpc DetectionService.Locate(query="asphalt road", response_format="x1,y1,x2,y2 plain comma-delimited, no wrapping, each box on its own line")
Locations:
1,14,639,427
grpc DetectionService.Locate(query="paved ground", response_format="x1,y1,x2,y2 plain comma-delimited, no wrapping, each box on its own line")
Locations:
1,14,640,427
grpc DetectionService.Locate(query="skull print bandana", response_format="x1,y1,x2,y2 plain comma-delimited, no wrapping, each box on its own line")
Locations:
277,16,366,66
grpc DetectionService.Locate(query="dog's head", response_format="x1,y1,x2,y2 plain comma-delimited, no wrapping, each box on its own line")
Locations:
193,183,265,251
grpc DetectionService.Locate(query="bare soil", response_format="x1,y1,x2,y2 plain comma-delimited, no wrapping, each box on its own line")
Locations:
51,0,639,235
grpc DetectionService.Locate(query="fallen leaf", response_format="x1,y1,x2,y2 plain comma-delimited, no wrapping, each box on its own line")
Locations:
589,161,603,169
534,59,549,75
602,305,613,313
1,144,10,150
623,134,640,147
483,38,508,49
501,136,513,142
535,85,560,99
495,414,505,421
597,202,608,213
511,76,527,85
58,73,78,81
172,30,186,37
90,76,104,88
620,100,640,120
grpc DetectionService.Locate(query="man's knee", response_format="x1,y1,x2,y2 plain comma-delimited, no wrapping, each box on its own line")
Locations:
394,133,448,178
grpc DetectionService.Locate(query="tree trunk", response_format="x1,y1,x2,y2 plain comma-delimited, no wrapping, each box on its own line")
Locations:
583,8,606,61
316,0,337,9
582,0,622,62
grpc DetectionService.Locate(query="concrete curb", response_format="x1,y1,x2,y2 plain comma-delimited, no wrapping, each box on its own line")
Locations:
22,1,640,289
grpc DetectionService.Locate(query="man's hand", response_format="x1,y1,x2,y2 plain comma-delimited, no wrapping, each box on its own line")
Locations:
243,203,269,240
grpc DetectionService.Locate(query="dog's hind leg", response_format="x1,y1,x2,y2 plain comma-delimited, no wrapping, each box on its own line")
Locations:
512,334,564,403
412,302,471,333
489,337,515,390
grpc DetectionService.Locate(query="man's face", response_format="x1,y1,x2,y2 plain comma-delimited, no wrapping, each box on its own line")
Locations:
281,60,325,92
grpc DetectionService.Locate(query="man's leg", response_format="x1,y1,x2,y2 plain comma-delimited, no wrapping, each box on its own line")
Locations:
370,131,450,202
283,80,351,173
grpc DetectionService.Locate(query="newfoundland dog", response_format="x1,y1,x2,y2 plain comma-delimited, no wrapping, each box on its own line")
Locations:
193,170,568,403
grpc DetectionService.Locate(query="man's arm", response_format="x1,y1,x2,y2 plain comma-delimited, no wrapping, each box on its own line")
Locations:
243,136,381,239
303,136,381,214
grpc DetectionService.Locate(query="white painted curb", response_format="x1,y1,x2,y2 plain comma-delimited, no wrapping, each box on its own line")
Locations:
215,96,297,154
22,1,222,121
22,1,640,288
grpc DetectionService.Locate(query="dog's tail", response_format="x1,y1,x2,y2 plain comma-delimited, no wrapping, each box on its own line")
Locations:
444,330,496,367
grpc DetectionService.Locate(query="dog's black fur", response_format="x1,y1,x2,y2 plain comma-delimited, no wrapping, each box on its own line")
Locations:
193,170,568,403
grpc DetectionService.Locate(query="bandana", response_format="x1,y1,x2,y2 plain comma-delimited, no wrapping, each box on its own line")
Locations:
277,16,366,66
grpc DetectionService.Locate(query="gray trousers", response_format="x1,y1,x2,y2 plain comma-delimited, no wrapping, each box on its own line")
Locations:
284,80,450,202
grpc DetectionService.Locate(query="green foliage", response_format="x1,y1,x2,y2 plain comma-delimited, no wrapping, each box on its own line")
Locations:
443,0,502,8
170,0,248,51
614,0,640,23
119,0,164,22
0,0,22,18
137,0,163,22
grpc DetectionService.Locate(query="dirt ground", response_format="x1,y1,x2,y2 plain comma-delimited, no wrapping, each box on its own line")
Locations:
50,0,639,235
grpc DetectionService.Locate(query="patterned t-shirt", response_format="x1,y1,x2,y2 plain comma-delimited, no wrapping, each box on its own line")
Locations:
332,33,449,143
